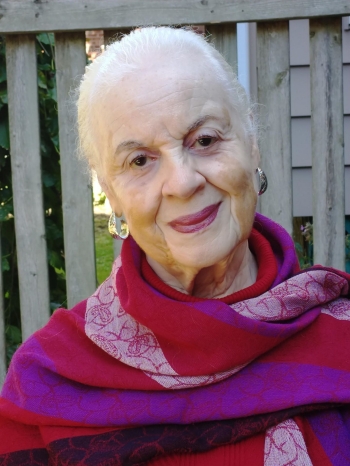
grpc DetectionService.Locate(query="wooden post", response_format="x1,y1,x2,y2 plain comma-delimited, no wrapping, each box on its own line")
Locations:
310,18,345,269
6,35,51,341
257,21,293,235
206,23,237,74
0,229,6,386
55,33,97,307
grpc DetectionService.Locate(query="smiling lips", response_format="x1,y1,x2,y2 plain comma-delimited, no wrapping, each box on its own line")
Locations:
169,202,221,234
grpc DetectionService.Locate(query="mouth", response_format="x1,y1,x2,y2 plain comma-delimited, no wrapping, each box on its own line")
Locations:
168,202,221,234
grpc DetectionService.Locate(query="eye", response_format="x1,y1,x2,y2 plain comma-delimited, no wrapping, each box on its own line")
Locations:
191,135,218,150
197,136,215,147
129,153,158,169
130,155,149,167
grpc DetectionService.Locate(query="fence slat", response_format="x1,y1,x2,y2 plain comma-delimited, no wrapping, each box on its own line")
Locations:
6,35,50,341
310,18,345,270
55,33,97,308
0,229,6,386
207,24,237,75
256,21,293,235
0,1,348,34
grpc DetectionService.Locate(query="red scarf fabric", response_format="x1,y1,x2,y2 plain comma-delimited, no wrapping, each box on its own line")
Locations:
1,213,350,465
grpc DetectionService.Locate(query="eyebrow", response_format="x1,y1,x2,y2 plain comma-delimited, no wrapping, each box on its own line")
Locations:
116,140,144,154
186,115,222,133
115,114,223,155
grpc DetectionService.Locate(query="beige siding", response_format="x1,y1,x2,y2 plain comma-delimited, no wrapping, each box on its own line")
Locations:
344,65,350,114
291,118,312,167
292,169,312,217
293,167,350,217
290,67,311,117
342,17,350,63
289,19,310,66
345,116,350,165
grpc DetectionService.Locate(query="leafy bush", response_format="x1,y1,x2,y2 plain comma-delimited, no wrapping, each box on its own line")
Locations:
0,34,66,365
296,220,350,272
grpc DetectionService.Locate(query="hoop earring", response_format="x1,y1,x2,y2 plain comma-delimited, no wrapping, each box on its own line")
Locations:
256,167,268,196
108,212,129,239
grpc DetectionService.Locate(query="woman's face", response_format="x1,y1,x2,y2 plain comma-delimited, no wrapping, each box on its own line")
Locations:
96,53,259,271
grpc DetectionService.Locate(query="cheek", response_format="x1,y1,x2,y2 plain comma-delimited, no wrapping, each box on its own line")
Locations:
123,193,151,228
123,192,165,258
215,160,257,238
119,181,160,234
234,179,257,238
125,194,171,265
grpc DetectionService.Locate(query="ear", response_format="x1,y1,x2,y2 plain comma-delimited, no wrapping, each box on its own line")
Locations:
97,175,122,217
250,136,260,169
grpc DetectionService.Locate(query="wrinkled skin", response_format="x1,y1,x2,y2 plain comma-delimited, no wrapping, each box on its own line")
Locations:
94,52,260,298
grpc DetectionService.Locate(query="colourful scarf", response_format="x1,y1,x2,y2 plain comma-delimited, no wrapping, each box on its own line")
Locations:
1,213,350,465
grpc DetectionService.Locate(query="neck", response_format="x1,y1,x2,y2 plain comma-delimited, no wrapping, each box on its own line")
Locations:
146,240,258,299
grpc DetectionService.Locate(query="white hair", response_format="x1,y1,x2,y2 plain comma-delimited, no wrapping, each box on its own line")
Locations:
77,26,256,171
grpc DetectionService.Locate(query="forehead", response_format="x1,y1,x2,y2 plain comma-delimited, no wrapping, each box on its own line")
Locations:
102,53,230,123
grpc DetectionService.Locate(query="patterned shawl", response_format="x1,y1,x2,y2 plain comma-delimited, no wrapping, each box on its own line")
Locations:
1,213,350,465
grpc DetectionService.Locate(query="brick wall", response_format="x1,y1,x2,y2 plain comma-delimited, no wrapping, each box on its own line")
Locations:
86,30,104,60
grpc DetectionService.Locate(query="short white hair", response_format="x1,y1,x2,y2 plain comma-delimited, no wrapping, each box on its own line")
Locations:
77,26,256,171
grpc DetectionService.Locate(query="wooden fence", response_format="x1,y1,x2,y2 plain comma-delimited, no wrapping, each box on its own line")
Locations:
0,0,349,385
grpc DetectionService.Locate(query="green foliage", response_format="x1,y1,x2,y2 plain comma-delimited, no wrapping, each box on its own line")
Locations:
346,235,350,261
294,241,313,270
294,221,313,269
0,34,66,361
5,324,22,366
94,214,114,285
295,220,350,272
94,191,107,206
300,222,313,244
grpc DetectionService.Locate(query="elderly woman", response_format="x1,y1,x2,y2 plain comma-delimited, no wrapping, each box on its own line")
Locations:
1,27,350,465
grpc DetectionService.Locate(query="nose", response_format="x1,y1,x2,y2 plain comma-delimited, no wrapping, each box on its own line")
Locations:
161,153,206,199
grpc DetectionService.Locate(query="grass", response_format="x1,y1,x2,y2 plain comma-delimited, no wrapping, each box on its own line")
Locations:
94,214,115,285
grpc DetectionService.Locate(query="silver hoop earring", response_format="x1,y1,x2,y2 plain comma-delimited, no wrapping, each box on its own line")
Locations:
108,212,129,239
256,167,268,196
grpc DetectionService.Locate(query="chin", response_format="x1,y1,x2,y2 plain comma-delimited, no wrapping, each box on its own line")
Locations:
173,241,239,270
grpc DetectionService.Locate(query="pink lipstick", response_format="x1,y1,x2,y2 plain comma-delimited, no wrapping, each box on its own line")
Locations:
169,202,221,234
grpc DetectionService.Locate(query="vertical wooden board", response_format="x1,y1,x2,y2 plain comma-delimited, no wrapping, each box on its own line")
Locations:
6,35,50,341
310,18,345,270
206,23,237,75
55,33,97,307
257,22,293,235
0,231,6,387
